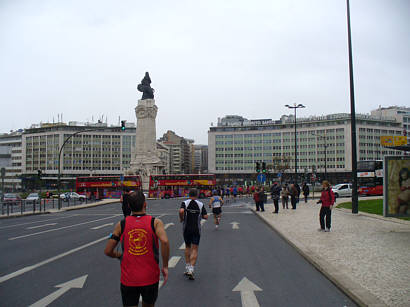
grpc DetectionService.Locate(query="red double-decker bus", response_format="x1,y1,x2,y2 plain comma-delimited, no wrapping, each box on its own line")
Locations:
148,174,216,199
76,175,141,199
357,160,383,196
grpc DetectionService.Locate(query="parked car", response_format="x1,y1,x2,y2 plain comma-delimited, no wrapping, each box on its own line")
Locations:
3,193,22,205
25,193,40,204
332,183,352,198
60,192,86,202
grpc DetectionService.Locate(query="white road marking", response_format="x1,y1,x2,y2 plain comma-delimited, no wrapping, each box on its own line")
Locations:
8,215,119,240
232,277,262,307
26,223,57,230
91,223,114,230
179,242,185,250
0,215,79,230
0,237,107,283
231,222,240,229
29,275,88,307
168,256,181,268
164,223,174,230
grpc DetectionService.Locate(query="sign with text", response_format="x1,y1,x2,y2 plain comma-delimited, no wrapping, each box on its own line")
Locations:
380,135,407,147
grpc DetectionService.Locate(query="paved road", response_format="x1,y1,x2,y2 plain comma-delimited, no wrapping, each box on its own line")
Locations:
0,198,356,306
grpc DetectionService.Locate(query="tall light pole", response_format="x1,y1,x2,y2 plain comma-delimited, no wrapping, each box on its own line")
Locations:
285,103,305,182
346,0,358,214
57,128,103,209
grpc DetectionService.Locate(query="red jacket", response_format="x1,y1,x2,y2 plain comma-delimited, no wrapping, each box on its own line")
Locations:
320,188,335,207
253,192,260,202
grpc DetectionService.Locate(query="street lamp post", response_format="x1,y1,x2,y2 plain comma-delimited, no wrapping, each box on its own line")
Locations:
311,132,328,180
346,0,358,213
285,103,305,182
57,129,100,209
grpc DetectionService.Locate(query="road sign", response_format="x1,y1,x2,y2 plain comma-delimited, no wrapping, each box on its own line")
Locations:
257,173,266,183
277,172,282,177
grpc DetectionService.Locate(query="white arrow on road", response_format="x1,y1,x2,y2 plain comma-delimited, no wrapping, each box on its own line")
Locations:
164,223,174,230
91,223,113,230
29,275,88,307
26,223,57,230
232,277,262,307
230,222,240,229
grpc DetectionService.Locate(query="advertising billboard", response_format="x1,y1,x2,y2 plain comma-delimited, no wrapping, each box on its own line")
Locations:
384,156,410,217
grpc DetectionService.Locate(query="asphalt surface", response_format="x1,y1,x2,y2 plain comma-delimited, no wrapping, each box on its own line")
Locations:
0,198,356,306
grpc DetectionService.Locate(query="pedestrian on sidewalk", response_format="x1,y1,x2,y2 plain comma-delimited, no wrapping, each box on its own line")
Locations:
253,187,261,211
270,182,281,213
289,183,298,209
259,187,266,212
281,184,289,209
179,188,208,280
104,190,170,306
302,182,310,203
295,182,301,204
317,180,335,232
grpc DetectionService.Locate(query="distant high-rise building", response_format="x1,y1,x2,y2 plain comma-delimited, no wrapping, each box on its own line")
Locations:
194,145,208,173
158,130,193,174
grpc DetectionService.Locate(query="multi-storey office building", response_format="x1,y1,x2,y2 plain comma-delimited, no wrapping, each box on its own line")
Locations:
371,106,410,143
208,113,404,184
158,130,193,174
21,122,137,189
0,131,23,191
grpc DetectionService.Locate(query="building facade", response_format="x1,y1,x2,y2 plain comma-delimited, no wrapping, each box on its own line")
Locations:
208,113,404,183
20,122,136,189
371,106,410,142
193,145,208,174
0,131,23,191
158,130,193,174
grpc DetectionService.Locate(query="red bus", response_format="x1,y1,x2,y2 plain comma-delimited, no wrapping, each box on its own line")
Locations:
357,160,383,196
148,174,216,199
76,175,142,199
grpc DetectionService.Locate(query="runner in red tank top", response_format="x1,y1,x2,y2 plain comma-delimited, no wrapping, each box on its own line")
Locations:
105,191,170,306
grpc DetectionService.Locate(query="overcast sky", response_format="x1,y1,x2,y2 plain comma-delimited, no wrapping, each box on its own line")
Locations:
1,0,409,144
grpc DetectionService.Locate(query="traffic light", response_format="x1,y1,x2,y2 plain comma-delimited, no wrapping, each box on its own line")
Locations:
37,169,42,178
255,162,260,173
121,120,126,131
262,162,266,173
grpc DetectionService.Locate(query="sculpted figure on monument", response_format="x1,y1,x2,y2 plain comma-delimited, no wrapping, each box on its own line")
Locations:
137,72,155,100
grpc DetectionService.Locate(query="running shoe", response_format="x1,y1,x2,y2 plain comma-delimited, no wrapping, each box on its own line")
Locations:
187,271,195,280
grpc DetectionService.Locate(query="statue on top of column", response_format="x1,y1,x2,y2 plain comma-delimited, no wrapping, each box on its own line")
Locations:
137,72,155,100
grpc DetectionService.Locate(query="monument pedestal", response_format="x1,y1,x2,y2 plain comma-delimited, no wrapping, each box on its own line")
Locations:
128,99,164,191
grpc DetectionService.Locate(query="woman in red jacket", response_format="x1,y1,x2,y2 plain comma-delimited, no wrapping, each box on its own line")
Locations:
317,180,335,232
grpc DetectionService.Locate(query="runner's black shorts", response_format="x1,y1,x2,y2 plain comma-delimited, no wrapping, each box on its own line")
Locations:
212,207,222,215
183,231,200,246
120,282,159,306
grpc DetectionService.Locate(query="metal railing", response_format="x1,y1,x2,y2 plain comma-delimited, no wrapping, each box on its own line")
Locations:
0,197,97,217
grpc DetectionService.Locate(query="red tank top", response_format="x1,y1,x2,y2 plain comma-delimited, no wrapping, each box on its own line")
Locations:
120,215,160,286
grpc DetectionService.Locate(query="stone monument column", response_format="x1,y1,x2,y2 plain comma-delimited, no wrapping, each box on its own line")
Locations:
128,72,164,191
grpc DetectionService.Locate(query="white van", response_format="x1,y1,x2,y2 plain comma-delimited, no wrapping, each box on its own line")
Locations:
332,183,352,198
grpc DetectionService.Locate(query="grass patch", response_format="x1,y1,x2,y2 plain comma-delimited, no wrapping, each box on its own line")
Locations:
337,199,410,220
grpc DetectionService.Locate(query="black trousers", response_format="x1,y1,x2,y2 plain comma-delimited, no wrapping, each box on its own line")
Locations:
319,206,332,229
290,196,297,209
273,199,279,213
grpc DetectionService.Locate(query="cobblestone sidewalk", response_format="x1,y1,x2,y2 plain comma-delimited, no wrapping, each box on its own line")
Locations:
252,198,410,307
